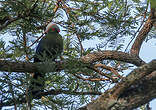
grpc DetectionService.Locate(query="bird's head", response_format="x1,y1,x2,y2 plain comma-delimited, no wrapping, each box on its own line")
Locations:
45,23,60,33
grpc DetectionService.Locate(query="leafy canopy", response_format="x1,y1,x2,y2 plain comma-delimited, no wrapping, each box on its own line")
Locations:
0,0,154,109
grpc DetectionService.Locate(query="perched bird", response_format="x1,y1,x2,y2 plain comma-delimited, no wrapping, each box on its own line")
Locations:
29,23,63,96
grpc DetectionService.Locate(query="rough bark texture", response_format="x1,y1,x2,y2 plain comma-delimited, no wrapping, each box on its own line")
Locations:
78,60,156,110
81,50,145,66
130,9,156,56
77,9,156,110
0,51,145,73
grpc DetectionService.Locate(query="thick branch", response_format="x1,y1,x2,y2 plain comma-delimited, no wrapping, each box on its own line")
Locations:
0,60,63,73
130,9,156,56
79,72,156,110
111,59,156,98
81,50,145,66
0,51,145,73
78,60,156,110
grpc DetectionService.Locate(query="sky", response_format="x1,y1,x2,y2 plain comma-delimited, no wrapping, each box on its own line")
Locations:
140,38,156,109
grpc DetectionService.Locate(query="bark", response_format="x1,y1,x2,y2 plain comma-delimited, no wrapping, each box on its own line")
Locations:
130,9,156,56
78,60,156,110
81,51,145,66
0,51,145,73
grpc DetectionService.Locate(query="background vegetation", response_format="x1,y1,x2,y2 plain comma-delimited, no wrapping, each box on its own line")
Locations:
0,0,156,109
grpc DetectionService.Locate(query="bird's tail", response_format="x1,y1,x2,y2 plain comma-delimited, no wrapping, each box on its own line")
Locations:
28,72,45,98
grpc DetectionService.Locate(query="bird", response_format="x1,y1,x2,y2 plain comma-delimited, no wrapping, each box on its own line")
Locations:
29,23,63,97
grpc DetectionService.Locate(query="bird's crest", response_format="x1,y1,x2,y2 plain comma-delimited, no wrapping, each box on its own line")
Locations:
45,23,60,33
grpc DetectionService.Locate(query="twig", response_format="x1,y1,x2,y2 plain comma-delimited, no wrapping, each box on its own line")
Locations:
22,32,32,110
23,32,29,60
28,32,45,48
74,74,110,81
76,34,85,56
53,0,61,13
61,2,85,55
0,89,102,107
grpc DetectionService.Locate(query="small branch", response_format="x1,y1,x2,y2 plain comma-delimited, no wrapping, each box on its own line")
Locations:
0,89,101,107
74,74,111,82
22,32,32,109
0,17,20,31
28,32,45,48
23,32,29,60
89,67,118,83
94,63,123,79
53,0,61,13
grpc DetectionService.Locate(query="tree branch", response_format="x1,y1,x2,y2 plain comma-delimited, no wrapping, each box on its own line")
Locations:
130,9,156,56
74,73,113,82
111,59,156,98
0,51,145,73
81,50,145,66
78,60,156,110
94,64,122,79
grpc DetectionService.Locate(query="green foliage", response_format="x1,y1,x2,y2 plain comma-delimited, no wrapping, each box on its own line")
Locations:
0,0,152,109
149,0,156,8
